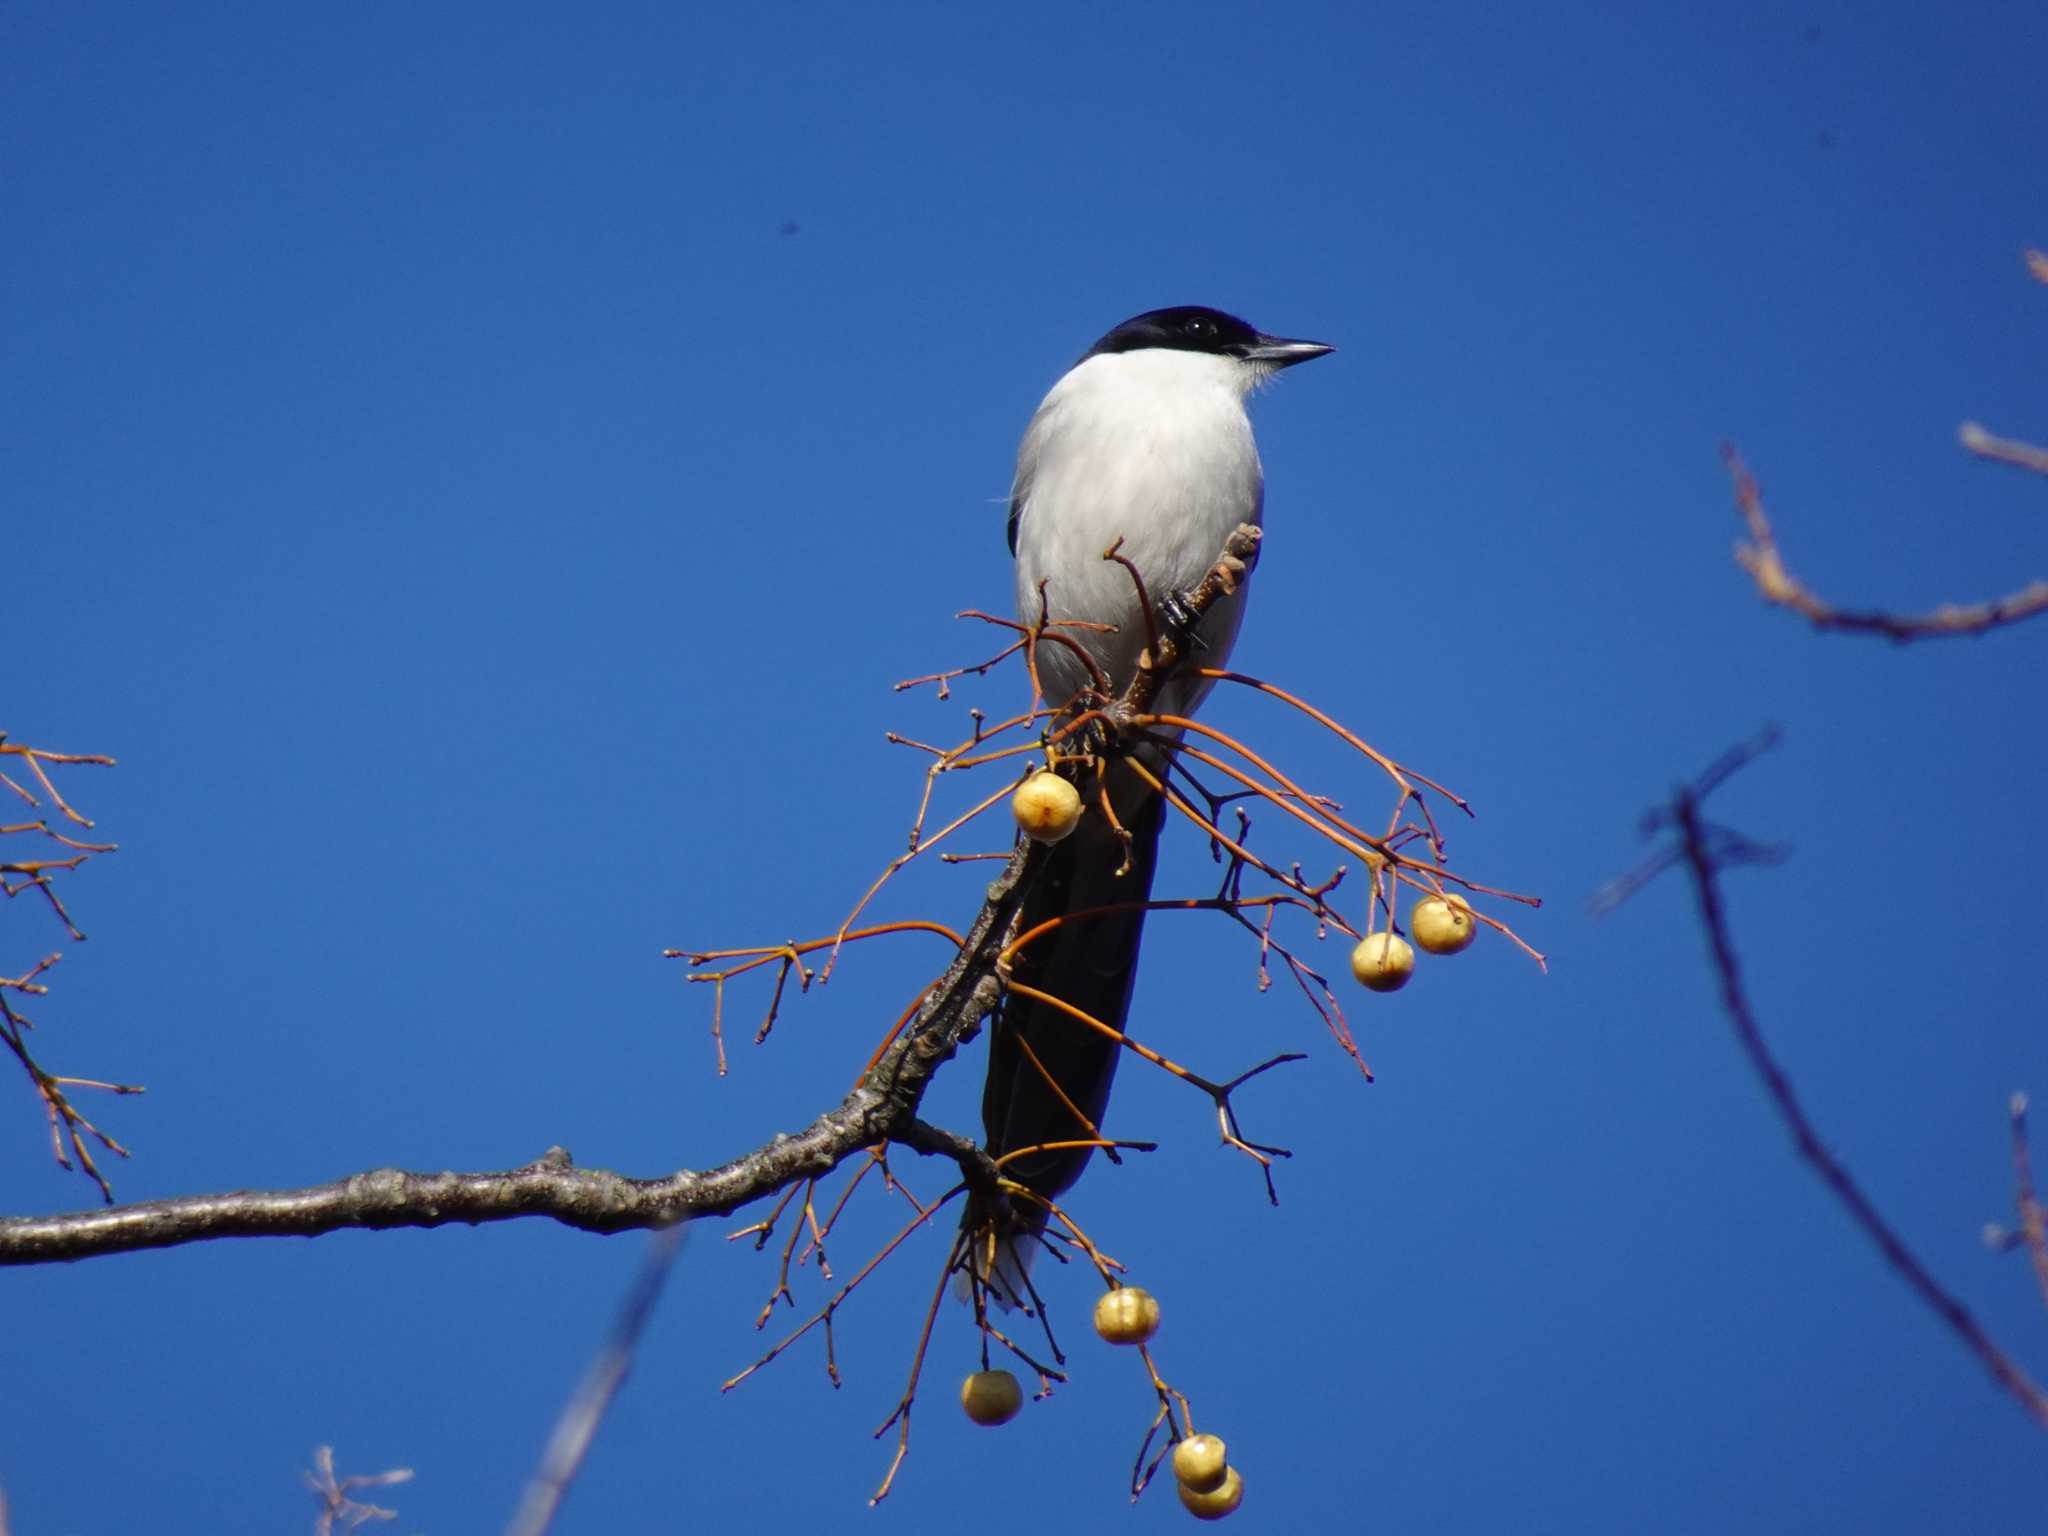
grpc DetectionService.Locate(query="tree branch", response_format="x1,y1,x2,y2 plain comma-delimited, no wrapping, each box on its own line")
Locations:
0,843,1041,1266
507,1223,686,1536
1724,445,2048,640
1670,769,2048,1432
1959,421,2048,478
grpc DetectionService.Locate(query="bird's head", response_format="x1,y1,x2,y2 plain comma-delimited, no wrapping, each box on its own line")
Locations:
1081,305,1333,391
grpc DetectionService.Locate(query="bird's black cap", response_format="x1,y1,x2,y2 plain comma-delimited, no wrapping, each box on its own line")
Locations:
1081,305,1333,367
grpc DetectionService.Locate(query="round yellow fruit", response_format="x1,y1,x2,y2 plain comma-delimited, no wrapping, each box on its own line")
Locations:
1092,1285,1161,1345
1350,932,1415,992
1411,894,1476,955
1177,1465,1244,1520
960,1368,1022,1426
1172,1433,1229,1493
1012,771,1083,844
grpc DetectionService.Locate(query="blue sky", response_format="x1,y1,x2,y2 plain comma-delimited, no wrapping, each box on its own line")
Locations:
7,2,2046,1530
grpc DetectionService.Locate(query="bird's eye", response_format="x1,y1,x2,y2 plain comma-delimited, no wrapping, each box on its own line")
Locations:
1185,317,1215,338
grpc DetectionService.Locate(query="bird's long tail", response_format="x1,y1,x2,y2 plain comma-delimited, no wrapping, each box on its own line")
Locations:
964,762,1165,1306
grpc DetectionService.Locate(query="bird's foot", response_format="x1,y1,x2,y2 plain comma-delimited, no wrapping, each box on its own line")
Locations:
1156,590,1208,650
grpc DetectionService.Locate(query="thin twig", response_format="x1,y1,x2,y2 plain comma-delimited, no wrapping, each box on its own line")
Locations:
1669,762,2048,1432
1725,445,2048,640
1994,1093,2048,1313
1959,422,2048,478
505,1223,687,1536
306,1445,411,1535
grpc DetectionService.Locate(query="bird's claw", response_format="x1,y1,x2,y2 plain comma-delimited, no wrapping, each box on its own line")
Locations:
1157,591,1207,649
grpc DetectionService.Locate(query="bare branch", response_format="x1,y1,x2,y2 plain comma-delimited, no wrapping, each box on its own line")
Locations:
1663,751,2048,1432
4,732,134,1197
1959,422,2048,478
1724,446,2048,640
0,842,1043,1265
307,1445,412,1535
1992,1093,2048,1314
506,1223,687,1536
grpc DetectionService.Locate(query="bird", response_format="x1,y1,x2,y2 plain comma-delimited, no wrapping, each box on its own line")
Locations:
969,305,1333,1305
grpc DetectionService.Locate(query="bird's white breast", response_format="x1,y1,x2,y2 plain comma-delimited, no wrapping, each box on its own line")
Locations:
1011,349,1264,708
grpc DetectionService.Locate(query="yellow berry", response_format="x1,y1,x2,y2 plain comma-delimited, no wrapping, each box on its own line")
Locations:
1012,771,1083,844
960,1368,1022,1426
1349,932,1414,992
1173,1433,1229,1492
1411,895,1476,955
1177,1464,1244,1519
1092,1285,1161,1345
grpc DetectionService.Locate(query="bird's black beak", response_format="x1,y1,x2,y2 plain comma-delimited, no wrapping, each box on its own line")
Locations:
1240,334,1335,368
